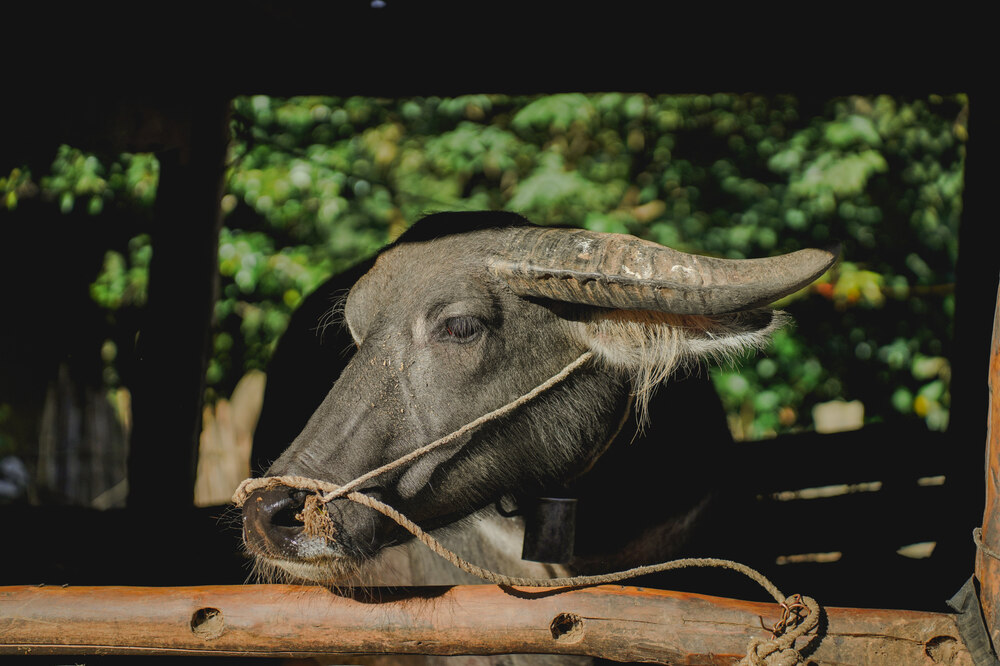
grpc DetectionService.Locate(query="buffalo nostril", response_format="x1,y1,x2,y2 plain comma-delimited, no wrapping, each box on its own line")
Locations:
246,489,309,529
241,488,315,558
272,503,306,527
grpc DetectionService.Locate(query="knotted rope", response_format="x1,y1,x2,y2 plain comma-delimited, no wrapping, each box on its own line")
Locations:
233,350,820,664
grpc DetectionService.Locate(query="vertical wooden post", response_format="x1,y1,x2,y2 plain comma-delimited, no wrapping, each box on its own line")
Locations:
976,280,1000,648
127,99,231,509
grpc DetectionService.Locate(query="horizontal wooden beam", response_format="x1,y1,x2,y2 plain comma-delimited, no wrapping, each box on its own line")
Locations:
0,584,968,664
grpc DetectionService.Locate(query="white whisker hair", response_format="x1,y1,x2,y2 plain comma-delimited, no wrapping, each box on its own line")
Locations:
315,289,350,344
574,308,788,427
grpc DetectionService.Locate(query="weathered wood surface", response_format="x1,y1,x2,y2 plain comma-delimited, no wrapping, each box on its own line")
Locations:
976,280,1000,648
0,584,970,664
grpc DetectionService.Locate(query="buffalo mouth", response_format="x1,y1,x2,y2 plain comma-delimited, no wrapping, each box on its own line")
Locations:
250,552,360,585
241,487,373,583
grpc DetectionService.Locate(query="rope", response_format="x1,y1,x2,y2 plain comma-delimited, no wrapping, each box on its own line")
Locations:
233,350,820,664
738,595,820,666
974,527,1000,562
238,475,818,663
235,351,595,509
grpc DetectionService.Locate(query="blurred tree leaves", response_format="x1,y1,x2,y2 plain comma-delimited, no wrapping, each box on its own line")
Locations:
4,92,966,440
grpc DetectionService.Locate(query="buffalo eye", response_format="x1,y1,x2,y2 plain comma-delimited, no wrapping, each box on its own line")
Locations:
441,316,483,342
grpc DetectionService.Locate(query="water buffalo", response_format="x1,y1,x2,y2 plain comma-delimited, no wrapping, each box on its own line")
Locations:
242,211,835,589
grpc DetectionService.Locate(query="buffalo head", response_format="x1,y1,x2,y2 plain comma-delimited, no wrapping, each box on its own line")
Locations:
241,211,836,582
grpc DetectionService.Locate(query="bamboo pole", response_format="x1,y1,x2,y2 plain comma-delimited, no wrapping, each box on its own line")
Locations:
0,584,968,664
976,281,1000,648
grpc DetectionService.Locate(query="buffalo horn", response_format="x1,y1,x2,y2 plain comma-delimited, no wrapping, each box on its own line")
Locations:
487,226,838,315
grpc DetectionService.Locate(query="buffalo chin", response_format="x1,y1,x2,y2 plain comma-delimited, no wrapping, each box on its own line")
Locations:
254,553,363,584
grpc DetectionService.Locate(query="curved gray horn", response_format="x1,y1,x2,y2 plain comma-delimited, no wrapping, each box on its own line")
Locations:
487,226,839,315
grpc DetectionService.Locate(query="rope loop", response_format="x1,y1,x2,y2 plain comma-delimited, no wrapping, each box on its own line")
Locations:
296,494,337,540
739,595,820,665
974,527,1000,562
232,350,821,665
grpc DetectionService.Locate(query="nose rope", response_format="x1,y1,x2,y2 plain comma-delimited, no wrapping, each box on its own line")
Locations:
232,349,820,664
233,350,594,508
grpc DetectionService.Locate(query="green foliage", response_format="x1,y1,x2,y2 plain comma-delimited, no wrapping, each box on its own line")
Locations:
208,227,335,392
9,93,966,439
220,93,964,436
33,146,158,215
511,94,598,133
1,167,34,210
90,235,152,310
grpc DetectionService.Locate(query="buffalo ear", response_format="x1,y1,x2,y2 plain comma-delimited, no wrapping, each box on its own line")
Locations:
570,307,788,423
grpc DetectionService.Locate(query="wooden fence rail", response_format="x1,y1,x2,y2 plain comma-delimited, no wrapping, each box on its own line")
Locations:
0,583,970,664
